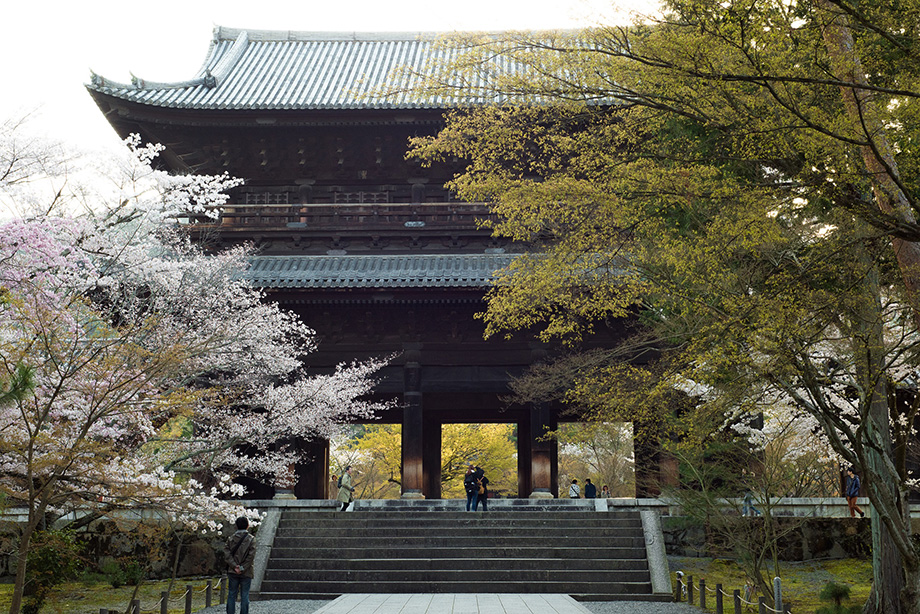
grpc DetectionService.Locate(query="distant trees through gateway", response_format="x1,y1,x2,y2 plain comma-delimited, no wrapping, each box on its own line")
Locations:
330,421,635,499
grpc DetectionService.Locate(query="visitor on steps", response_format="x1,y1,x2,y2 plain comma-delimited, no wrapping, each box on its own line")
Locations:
464,464,479,511
569,479,580,498
337,465,355,512
224,516,255,614
584,479,597,499
601,484,610,498
473,465,490,511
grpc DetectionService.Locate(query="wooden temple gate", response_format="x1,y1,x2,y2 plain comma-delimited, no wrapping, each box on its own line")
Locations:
86,27,674,500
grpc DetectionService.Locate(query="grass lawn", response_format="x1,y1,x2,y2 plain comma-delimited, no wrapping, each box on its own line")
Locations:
0,577,223,614
669,556,873,613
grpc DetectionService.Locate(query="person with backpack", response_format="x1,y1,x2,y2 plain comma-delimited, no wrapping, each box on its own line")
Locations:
473,465,490,511
224,516,255,614
337,465,355,511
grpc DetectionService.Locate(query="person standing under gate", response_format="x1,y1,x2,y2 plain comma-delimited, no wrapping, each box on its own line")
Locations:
473,465,490,511
584,479,597,499
464,464,479,511
224,516,255,614
337,465,355,512
569,478,580,498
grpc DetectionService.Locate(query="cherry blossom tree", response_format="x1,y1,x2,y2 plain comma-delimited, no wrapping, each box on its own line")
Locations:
0,128,390,614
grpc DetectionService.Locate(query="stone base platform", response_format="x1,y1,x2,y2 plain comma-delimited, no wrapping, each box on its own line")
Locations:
314,594,593,614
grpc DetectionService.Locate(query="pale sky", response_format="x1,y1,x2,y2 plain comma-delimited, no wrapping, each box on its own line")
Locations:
5,0,657,155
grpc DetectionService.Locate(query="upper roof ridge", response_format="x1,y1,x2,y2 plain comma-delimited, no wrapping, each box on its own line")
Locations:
212,26,448,43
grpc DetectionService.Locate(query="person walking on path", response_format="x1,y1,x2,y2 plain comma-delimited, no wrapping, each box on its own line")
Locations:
569,479,580,498
337,466,355,512
473,465,490,511
224,516,256,614
464,464,479,511
584,479,597,499
846,466,866,518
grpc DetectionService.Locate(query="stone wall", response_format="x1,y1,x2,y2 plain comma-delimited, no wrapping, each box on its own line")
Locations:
662,516,871,560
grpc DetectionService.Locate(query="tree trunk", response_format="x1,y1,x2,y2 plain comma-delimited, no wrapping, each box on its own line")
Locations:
819,0,920,323
850,248,919,614
9,514,40,614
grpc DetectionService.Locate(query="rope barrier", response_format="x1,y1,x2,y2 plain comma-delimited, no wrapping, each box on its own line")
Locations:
675,572,792,613
100,578,220,614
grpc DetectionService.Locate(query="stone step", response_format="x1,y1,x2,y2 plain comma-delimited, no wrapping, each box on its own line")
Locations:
263,568,651,583
278,518,642,532
269,535,646,549
258,580,656,595
259,507,665,602
275,524,643,541
267,546,649,559
352,500,603,511
265,557,648,572
280,510,636,520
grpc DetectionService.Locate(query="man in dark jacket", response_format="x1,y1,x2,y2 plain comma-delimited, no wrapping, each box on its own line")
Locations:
224,516,256,614
846,467,866,518
584,479,597,499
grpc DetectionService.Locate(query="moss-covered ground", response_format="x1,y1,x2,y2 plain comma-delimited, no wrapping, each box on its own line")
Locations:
669,556,873,613
0,577,221,614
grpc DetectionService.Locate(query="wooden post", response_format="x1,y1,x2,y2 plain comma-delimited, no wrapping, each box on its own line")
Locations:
716,583,723,614
132,599,140,614
100,610,108,614
206,580,213,607
734,589,742,614
185,584,193,614
688,575,694,604
759,596,767,614
161,591,169,614
773,576,783,613
700,578,707,609
220,576,227,604
674,575,682,602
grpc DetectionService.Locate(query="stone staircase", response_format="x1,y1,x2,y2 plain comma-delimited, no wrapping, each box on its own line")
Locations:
256,500,672,601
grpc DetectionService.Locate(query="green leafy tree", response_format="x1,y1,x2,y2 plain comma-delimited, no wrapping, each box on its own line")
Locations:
406,3,920,611
334,423,518,498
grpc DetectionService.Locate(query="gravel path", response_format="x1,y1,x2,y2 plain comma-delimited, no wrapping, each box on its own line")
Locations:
200,598,700,614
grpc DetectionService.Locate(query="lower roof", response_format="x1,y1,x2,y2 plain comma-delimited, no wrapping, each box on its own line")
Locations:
247,254,516,289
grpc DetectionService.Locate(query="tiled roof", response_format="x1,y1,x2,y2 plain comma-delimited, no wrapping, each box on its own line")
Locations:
87,27,525,110
247,254,516,288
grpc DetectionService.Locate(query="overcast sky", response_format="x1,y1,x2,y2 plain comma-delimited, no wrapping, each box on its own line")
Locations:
5,0,657,155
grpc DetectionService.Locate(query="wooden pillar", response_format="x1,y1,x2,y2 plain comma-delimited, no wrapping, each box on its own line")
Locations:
293,438,329,499
401,359,425,499
635,421,678,497
518,419,532,498
423,417,442,499
529,402,555,498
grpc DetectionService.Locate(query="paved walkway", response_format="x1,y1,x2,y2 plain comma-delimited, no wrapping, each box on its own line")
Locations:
205,597,700,614
314,594,593,613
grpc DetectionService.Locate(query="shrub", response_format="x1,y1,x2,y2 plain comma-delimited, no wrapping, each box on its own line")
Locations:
22,530,81,614
816,582,861,614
